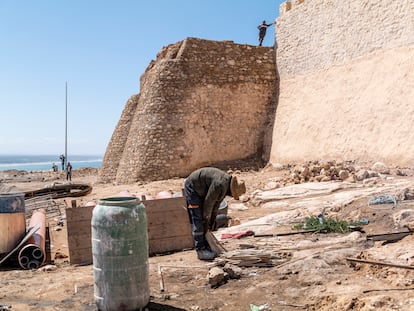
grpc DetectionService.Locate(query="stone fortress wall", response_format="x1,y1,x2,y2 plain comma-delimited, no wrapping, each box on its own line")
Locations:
100,38,277,183
276,0,414,77
269,0,414,166
101,0,414,183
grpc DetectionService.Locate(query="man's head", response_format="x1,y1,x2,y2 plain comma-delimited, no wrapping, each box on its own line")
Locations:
262,20,266,24
230,176,246,200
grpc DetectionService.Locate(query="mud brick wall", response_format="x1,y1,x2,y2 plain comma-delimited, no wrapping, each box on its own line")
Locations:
100,38,278,183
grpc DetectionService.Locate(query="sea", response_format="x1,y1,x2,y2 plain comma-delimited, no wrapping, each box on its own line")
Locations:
0,155,103,172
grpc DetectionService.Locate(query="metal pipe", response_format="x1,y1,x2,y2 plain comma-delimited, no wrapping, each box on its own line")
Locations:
18,209,46,269
158,265,165,292
19,255,29,265
27,260,40,269
65,81,68,168
18,244,43,268
32,247,43,259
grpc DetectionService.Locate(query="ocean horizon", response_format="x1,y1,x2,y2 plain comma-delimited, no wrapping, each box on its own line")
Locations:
0,154,103,172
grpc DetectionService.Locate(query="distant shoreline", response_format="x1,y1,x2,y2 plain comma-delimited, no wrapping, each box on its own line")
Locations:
0,155,102,172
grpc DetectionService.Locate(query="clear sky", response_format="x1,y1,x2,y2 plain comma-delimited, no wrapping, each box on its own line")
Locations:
0,0,283,156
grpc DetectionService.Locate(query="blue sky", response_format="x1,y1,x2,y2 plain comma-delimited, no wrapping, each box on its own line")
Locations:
0,0,283,156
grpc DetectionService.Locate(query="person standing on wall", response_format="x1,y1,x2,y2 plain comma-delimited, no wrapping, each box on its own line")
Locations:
184,167,246,260
66,162,73,181
258,20,274,46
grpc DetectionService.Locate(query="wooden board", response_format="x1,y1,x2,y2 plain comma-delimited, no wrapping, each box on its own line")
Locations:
65,197,194,264
367,231,412,242
0,213,26,254
144,197,194,255
66,205,94,265
0,224,40,265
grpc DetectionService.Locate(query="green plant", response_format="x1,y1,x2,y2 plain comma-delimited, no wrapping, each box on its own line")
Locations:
292,216,364,233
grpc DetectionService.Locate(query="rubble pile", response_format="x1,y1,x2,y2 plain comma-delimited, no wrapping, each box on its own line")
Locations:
268,160,412,188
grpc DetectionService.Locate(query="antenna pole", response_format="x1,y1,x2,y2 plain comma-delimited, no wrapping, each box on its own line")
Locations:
65,81,68,169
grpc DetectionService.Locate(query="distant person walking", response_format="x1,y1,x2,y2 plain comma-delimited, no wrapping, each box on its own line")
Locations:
66,162,73,181
52,163,58,172
258,20,274,46
59,154,66,171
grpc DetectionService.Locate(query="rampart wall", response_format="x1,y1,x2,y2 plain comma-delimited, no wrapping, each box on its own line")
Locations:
270,0,414,166
276,0,414,77
101,0,414,184
100,38,277,183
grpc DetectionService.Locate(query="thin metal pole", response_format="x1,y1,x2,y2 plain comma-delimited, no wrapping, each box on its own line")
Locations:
65,81,68,168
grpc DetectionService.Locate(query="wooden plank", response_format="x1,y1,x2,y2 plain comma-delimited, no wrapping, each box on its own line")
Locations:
65,198,194,263
68,247,92,265
67,235,92,250
144,197,194,253
66,205,94,222
66,205,94,264
205,231,227,254
149,236,194,255
0,213,26,254
147,225,191,239
254,229,317,237
144,197,186,213
66,220,92,236
145,197,193,253
147,209,188,226
366,231,412,242
346,257,414,270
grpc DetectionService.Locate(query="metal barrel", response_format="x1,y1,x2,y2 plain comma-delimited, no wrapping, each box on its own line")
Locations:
92,196,149,311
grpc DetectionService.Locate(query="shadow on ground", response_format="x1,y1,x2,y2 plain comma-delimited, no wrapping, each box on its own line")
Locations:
147,302,186,311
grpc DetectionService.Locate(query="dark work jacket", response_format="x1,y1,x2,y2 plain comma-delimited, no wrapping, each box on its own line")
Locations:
258,23,272,37
186,167,232,221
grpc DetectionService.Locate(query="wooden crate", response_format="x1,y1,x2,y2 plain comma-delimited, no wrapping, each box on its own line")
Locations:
65,197,193,264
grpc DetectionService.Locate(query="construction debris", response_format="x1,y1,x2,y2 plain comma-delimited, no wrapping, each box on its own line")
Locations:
253,229,317,238
207,266,227,287
366,231,412,242
346,257,414,270
368,194,397,207
205,231,227,255
24,194,64,220
215,249,277,267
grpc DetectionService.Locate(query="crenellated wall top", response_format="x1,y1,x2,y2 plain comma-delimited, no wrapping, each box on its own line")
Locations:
279,0,305,16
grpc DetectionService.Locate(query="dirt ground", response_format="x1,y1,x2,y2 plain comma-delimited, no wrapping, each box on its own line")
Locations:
1,163,414,311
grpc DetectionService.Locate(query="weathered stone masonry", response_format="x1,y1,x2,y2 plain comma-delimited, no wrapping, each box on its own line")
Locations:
276,0,414,78
102,0,414,183
100,38,278,183
269,0,414,166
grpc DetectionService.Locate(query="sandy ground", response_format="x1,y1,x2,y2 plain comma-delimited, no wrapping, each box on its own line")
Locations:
1,164,414,311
